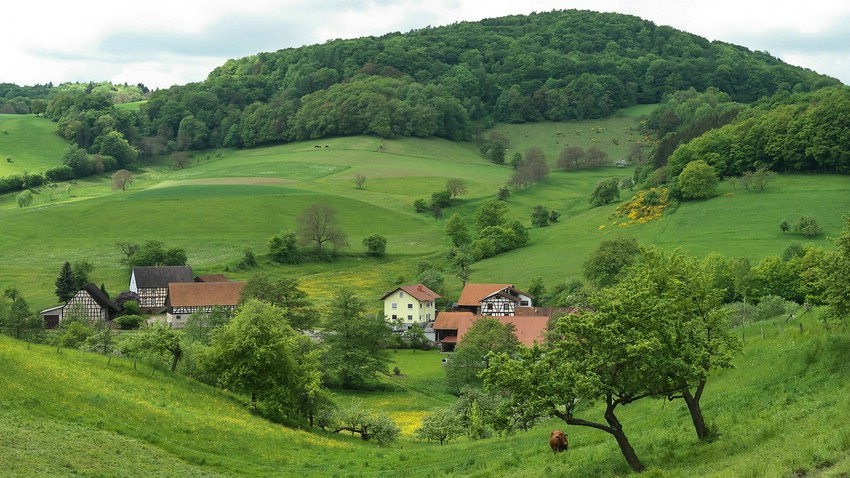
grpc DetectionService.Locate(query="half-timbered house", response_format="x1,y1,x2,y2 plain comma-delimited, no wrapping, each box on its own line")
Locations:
129,266,194,313
165,281,244,328
61,283,120,324
456,284,533,316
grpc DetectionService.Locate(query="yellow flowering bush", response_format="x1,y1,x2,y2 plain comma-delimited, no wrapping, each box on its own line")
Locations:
611,186,669,227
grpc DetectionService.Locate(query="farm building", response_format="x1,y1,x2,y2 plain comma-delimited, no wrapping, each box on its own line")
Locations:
165,281,244,328
379,284,440,330
129,266,194,313
455,283,534,316
433,307,582,352
61,283,120,325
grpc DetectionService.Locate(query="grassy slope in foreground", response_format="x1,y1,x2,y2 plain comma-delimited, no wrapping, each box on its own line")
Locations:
3,313,850,477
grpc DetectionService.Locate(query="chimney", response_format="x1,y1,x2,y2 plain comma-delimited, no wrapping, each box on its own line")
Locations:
418,285,423,291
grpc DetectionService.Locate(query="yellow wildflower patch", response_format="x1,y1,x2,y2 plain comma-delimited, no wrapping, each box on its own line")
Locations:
391,410,428,437
611,186,669,227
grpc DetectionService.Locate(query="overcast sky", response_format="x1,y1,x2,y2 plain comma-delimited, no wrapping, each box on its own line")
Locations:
3,1,848,89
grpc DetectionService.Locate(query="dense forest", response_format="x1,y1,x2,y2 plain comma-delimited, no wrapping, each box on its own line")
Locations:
134,9,837,149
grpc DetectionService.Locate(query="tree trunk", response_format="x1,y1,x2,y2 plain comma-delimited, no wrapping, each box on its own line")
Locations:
604,405,645,472
682,383,708,440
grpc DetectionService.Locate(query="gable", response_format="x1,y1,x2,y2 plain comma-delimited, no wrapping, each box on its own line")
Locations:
380,284,441,302
457,284,513,306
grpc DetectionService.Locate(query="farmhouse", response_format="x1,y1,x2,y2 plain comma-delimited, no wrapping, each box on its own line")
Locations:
129,266,194,313
379,284,440,330
456,283,533,316
61,283,120,325
165,281,244,328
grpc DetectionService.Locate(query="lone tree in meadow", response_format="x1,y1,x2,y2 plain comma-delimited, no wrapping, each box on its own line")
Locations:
446,179,468,199
589,178,620,207
362,234,388,256
354,174,366,189
297,202,349,256
484,249,740,472
111,169,134,191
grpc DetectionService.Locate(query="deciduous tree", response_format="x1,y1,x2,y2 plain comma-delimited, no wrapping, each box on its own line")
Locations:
111,169,133,191
678,160,718,199
321,288,393,388
362,234,387,256
446,179,468,199
297,203,349,256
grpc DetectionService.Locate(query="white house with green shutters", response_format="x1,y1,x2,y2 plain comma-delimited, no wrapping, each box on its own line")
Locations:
379,284,440,330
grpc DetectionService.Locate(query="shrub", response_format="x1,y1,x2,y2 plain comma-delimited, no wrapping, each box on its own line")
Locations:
362,234,388,257
794,215,822,237
122,300,141,316
16,190,33,208
45,165,75,181
115,314,144,330
755,296,797,321
413,198,428,213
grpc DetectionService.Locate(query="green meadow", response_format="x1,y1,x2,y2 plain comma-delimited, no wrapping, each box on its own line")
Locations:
2,312,849,477
0,114,68,175
1,112,849,312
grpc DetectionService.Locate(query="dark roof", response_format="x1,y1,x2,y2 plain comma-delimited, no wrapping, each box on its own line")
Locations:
194,274,230,282
132,266,194,288
82,283,120,313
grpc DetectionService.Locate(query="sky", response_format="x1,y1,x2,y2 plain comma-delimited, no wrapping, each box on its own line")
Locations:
3,1,849,89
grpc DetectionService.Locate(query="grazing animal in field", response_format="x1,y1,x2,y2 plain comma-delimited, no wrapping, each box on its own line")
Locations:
314,145,321,148
549,429,568,453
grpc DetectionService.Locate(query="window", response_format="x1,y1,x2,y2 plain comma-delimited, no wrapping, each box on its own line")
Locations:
408,303,413,309
399,291,404,298
407,315,413,321
426,313,431,320
419,303,422,308
392,314,397,320
520,300,529,306
486,303,494,311
502,303,510,311
392,303,397,309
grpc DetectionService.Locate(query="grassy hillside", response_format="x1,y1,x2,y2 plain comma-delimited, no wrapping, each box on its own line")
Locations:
0,115,66,175
2,110,849,310
2,313,849,477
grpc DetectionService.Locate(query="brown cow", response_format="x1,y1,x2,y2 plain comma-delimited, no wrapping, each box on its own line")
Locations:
549,429,568,453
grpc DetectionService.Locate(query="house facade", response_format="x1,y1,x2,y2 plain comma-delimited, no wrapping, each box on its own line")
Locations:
129,266,194,313
456,284,533,316
379,284,440,330
165,281,244,328
61,283,120,324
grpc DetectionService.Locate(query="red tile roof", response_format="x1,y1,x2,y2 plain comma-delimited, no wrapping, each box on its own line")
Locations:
380,284,441,302
455,315,550,347
168,282,244,307
457,284,513,306
433,311,477,330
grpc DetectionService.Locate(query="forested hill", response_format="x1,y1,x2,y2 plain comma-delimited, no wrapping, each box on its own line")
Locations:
137,9,839,150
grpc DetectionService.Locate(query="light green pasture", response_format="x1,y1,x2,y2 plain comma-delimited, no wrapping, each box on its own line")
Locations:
0,115,66,175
